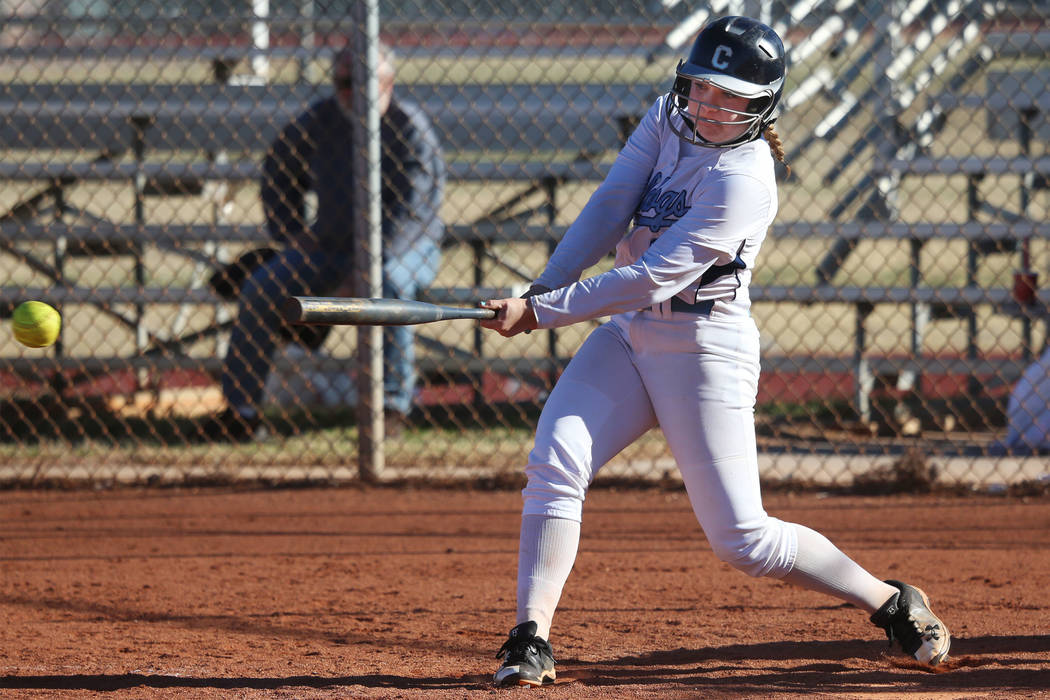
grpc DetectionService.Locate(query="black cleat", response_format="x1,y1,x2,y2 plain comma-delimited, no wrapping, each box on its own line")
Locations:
870,580,951,665
494,621,556,687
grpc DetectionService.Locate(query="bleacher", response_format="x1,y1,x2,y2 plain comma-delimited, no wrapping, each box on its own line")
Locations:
0,58,1048,425
0,79,654,399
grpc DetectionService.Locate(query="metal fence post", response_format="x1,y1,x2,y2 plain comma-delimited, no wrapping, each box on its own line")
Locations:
351,0,384,481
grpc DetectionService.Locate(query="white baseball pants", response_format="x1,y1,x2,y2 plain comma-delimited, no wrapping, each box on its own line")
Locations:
522,310,797,578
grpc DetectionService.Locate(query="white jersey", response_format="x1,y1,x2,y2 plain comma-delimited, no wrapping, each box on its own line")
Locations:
530,93,778,328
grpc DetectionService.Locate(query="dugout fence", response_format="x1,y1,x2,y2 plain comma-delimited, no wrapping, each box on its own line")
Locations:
0,0,1048,489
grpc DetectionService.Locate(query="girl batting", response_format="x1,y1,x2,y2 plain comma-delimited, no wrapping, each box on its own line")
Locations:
480,16,950,687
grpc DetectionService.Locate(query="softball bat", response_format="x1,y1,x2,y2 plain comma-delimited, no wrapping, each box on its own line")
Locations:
283,296,498,326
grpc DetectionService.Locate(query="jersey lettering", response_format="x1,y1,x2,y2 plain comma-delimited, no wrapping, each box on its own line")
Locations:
712,45,732,69
635,171,690,233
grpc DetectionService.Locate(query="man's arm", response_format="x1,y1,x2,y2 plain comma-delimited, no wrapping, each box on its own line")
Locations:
382,102,446,259
261,108,317,245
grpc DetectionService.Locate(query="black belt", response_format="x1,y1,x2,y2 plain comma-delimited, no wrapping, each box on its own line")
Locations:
650,297,715,315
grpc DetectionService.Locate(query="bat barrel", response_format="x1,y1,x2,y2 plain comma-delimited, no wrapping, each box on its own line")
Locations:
283,296,497,326
283,296,375,325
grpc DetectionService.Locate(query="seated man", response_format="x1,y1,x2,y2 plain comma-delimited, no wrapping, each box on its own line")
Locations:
202,40,445,441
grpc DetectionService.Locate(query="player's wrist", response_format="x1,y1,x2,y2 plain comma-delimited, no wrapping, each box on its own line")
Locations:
521,284,552,299
524,297,540,331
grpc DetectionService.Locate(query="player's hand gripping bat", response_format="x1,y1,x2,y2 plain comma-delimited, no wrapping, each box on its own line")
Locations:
283,296,497,326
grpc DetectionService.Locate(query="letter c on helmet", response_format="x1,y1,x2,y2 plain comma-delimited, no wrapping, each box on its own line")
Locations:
712,45,732,69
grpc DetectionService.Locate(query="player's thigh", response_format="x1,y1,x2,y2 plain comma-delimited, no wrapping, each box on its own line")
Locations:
636,320,765,531
528,322,657,491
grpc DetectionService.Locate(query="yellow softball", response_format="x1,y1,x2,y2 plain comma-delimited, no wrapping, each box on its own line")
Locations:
12,301,62,348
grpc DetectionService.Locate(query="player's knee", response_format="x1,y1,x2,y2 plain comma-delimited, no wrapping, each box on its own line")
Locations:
521,462,586,522
520,413,600,521
709,517,794,578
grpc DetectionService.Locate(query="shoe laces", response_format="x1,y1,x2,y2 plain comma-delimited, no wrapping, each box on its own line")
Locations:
905,613,943,646
874,597,937,650
495,634,556,664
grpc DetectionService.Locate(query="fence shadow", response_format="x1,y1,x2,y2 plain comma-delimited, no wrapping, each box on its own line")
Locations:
0,673,492,692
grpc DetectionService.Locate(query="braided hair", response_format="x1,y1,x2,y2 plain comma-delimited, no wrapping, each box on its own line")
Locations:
763,125,790,176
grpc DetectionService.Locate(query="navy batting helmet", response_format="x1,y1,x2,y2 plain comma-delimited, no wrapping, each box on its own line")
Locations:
667,16,786,147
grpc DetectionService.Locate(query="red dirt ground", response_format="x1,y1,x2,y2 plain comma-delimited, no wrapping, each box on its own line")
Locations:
1,487,1048,699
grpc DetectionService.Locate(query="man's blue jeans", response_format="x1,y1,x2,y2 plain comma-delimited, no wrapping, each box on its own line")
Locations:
221,240,440,416
380,240,441,414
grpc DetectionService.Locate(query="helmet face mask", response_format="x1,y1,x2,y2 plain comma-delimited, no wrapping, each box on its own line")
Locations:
670,74,773,146
667,16,786,148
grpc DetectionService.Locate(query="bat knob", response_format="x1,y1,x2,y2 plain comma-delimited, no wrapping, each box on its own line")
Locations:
282,297,306,324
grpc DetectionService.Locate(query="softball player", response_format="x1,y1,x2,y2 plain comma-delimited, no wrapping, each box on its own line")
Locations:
481,16,950,687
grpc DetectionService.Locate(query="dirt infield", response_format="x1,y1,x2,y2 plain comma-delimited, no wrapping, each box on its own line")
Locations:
1,486,1048,699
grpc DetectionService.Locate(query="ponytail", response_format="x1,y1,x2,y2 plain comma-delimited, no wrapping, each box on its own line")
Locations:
763,124,790,177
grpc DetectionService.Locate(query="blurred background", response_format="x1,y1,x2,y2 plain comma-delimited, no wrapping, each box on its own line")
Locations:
0,0,1048,489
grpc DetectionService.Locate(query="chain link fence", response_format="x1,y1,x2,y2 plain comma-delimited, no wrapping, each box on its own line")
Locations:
0,0,1047,489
